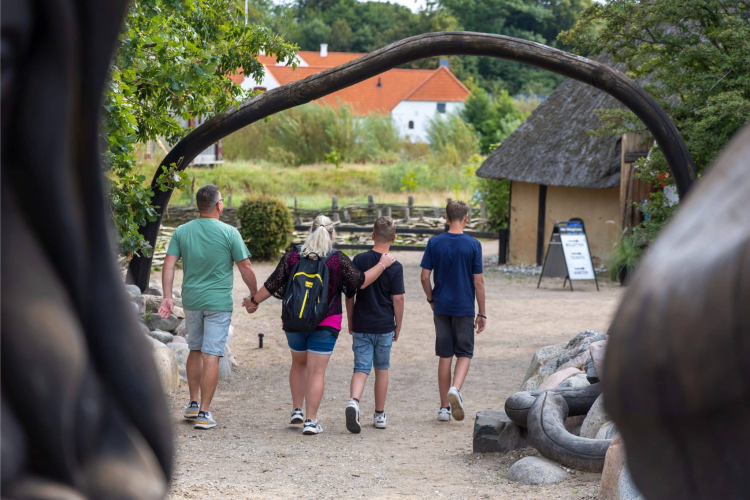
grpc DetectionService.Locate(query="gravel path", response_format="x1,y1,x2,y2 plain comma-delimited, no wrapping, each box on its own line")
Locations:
165,243,623,499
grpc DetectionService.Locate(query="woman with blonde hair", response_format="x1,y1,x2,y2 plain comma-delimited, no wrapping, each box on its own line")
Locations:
245,215,396,435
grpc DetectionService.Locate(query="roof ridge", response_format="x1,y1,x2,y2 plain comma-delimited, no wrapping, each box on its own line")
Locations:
402,66,469,101
401,68,441,101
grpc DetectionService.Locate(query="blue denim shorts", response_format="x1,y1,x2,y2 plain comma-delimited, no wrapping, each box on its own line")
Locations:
185,310,232,357
285,329,337,355
352,332,394,374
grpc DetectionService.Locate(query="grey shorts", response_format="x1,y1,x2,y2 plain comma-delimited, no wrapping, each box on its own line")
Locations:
434,314,475,359
185,310,232,357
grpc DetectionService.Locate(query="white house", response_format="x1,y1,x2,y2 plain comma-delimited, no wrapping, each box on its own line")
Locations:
230,44,470,142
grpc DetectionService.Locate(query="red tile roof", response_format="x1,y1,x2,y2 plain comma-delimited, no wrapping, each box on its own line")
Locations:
404,66,470,102
297,50,365,67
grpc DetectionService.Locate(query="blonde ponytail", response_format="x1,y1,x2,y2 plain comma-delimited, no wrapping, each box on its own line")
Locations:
300,215,335,259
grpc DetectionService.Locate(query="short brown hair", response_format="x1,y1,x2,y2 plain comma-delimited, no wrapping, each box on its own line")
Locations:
196,184,221,213
446,200,469,222
373,216,396,243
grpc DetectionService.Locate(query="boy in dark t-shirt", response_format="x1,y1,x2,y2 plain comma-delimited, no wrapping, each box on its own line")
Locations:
344,217,405,433
420,200,486,423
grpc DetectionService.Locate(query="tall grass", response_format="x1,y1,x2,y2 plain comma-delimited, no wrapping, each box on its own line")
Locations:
223,101,402,165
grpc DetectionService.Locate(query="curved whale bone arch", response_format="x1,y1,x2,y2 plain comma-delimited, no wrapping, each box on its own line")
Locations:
127,31,697,290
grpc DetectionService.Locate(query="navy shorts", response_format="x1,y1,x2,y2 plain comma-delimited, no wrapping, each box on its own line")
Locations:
285,329,337,355
434,314,474,358
352,332,394,374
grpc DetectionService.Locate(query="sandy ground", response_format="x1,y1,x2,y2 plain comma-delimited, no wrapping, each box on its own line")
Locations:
164,242,623,499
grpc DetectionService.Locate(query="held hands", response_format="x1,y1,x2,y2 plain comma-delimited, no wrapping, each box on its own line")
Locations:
242,296,259,314
158,298,174,319
379,252,397,269
475,315,486,334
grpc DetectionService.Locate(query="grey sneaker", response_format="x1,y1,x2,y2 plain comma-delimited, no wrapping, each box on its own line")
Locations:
302,419,323,435
437,407,451,422
447,387,465,421
290,408,304,424
183,401,199,419
345,400,361,434
195,411,216,429
374,412,387,429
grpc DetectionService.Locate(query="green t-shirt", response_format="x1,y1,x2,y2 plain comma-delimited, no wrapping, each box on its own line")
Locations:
166,218,250,312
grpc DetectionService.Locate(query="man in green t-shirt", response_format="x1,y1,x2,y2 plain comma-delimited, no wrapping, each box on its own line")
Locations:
158,185,258,429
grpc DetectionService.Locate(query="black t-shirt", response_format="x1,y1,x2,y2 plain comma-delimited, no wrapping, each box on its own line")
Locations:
351,250,405,334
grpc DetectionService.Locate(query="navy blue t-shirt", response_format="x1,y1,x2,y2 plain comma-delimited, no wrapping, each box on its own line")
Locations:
420,232,482,317
352,250,405,334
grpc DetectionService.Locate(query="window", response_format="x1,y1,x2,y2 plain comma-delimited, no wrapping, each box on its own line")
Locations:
437,102,446,114
408,120,414,129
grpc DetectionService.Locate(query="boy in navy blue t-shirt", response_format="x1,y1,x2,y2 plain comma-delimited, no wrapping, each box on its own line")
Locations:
344,217,405,433
420,200,486,422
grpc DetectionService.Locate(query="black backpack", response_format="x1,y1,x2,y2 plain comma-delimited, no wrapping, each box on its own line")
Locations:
281,246,338,332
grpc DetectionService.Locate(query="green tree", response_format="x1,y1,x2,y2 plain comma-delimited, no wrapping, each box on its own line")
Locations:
460,84,527,153
106,0,296,257
560,0,750,237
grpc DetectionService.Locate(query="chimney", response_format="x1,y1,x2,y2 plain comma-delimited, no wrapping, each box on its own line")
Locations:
376,77,382,88
320,44,328,58
439,58,449,69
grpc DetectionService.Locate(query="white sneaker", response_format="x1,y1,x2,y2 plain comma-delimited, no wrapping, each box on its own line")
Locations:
373,412,387,429
447,387,465,421
345,400,361,434
194,411,216,429
303,419,323,435
437,407,451,422
183,401,199,419
290,408,304,425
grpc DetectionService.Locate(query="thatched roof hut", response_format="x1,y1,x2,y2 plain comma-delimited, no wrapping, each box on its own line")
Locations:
478,57,643,268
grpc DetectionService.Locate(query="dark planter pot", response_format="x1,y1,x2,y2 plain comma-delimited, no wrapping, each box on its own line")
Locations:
617,265,631,286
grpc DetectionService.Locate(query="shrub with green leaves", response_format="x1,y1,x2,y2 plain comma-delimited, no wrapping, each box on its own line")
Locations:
237,196,294,260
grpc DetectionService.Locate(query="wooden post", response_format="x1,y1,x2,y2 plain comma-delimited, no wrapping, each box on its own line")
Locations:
433,208,440,218
404,207,410,220
367,195,374,207
333,213,341,223
227,195,232,207
408,196,414,207
480,200,487,219
377,209,382,219
332,196,338,210
418,210,424,220
386,206,392,218
343,210,351,223
189,195,195,206
620,133,653,231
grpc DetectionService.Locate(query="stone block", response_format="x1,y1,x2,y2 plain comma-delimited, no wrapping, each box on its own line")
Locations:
473,410,527,453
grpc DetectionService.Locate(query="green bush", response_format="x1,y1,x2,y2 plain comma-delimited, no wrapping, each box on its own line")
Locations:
607,232,645,282
474,177,510,231
237,196,294,260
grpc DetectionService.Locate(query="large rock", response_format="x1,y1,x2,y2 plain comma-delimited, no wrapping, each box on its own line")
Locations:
559,351,592,371
564,415,586,436
587,361,600,384
506,456,567,485
174,319,187,337
168,342,189,381
152,346,180,393
146,281,163,296
556,330,607,368
581,394,609,439
172,306,185,319
600,434,644,500
473,410,528,453
147,313,179,332
142,294,162,314
172,335,187,345
148,330,174,344
520,341,567,390
538,367,582,390
124,284,141,298
596,422,619,440
138,321,151,336
559,373,590,389
589,339,607,382
132,294,147,315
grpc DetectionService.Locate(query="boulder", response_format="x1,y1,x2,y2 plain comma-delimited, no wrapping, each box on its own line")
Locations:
564,415,586,436
556,330,606,368
581,394,609,439
589,340,607,382
152,346,180,393
559,373,590,389
538,367,583,390
132,294,147,315
138,321,151,336
150,337,167,349
124,284,141,298
595,422,619,440
147,313,179,332
559,351,592,371
506,456,567,485
587,360,600,384
174,319,186,337
148,330,174,344
167,342,189,381
173,289,181,298
600,434,644,500
142,294,162,314
172,335,187,345
172,306,185,319
473,410,528,453
146,281,163,296
520,341,567,391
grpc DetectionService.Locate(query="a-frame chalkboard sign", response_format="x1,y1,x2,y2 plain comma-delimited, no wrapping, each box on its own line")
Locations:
537,219,599,291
